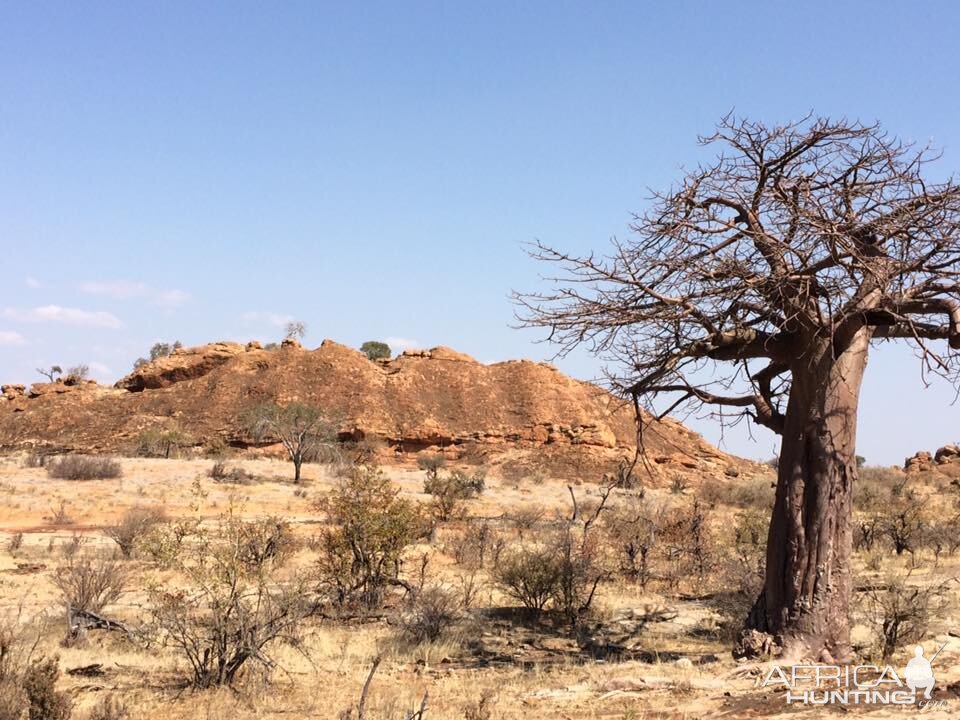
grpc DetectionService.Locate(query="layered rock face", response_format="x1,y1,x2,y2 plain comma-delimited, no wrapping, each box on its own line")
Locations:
0,340,759,481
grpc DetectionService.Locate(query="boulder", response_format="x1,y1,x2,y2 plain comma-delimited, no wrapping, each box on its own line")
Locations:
905,451,935,473
935,444,960,464
1,384,25,401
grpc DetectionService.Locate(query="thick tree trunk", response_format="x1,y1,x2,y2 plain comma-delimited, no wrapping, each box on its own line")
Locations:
740,331,870,662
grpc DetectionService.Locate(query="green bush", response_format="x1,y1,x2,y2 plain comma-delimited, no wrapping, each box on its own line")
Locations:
424,469,485,522
316,465,425,608
360,341,391,361
23,657,72,720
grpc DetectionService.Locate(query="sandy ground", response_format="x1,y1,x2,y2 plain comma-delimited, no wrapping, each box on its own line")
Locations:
0,454,957,719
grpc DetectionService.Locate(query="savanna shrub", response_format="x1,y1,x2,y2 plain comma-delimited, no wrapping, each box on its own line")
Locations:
23,657,72,720
424,469,486,522
316,465,424,608
148,512,314,688
103,506,167,558
53,555,128,614
46,456,122,481
398,586,460,644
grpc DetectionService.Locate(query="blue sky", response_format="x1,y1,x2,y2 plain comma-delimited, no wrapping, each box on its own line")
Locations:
2,1,958,464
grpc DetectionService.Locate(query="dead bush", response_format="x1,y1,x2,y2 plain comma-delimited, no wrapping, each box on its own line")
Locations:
444,521,499,570
398,586,460,644
462,693,495,720
87,695,129,720
22,453,50,469
208,460,258,485
316,465,425,609
47,501,73,526
922,514,960,561
7,532,23,554
0,619,30,720
509,505,545,532
854,512,883,552
103,506,167,558
149,513,316,688
880,492,926,555
661,498,717,589
424,469,485,522
53,555,128,614
700,475,774,510
862,571,954,660
236,517,296,570
46,456,121,481
604,496,664,587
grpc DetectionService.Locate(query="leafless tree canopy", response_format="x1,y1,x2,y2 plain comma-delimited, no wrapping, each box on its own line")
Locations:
517,115,960,434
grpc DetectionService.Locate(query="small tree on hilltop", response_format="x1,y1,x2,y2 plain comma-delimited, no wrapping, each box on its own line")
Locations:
247,402,335,483
37,365,62,382
284,321,307,341
134,340,183,369
360,340,391,361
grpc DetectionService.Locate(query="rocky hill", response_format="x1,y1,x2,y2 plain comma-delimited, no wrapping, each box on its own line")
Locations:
0,339,761,482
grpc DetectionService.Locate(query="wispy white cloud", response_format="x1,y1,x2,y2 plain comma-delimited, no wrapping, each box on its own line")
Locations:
79,280,191,309
152,289,191,309
0,331,26,346
79,280,149,299
242,311,295,328
25,277,42,289
1,305,123,329
87,361,112,377
385,336,421,351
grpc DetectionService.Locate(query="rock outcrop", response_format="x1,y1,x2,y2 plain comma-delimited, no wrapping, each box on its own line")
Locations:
905,444,960,477
116,342,247,391
0,340,763,481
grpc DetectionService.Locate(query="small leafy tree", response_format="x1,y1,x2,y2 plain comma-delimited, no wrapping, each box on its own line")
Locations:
135,423,191,458
246,402,335,483
360,341,391,361
36,365,62,382
492,545,563,614
316,465,424,608
133,341,182,369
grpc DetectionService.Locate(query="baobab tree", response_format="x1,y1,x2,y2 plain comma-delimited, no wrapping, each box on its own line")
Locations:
517,115,960,662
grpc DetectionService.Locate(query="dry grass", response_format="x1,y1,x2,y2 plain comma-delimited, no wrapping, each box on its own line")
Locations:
0,455,957,719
